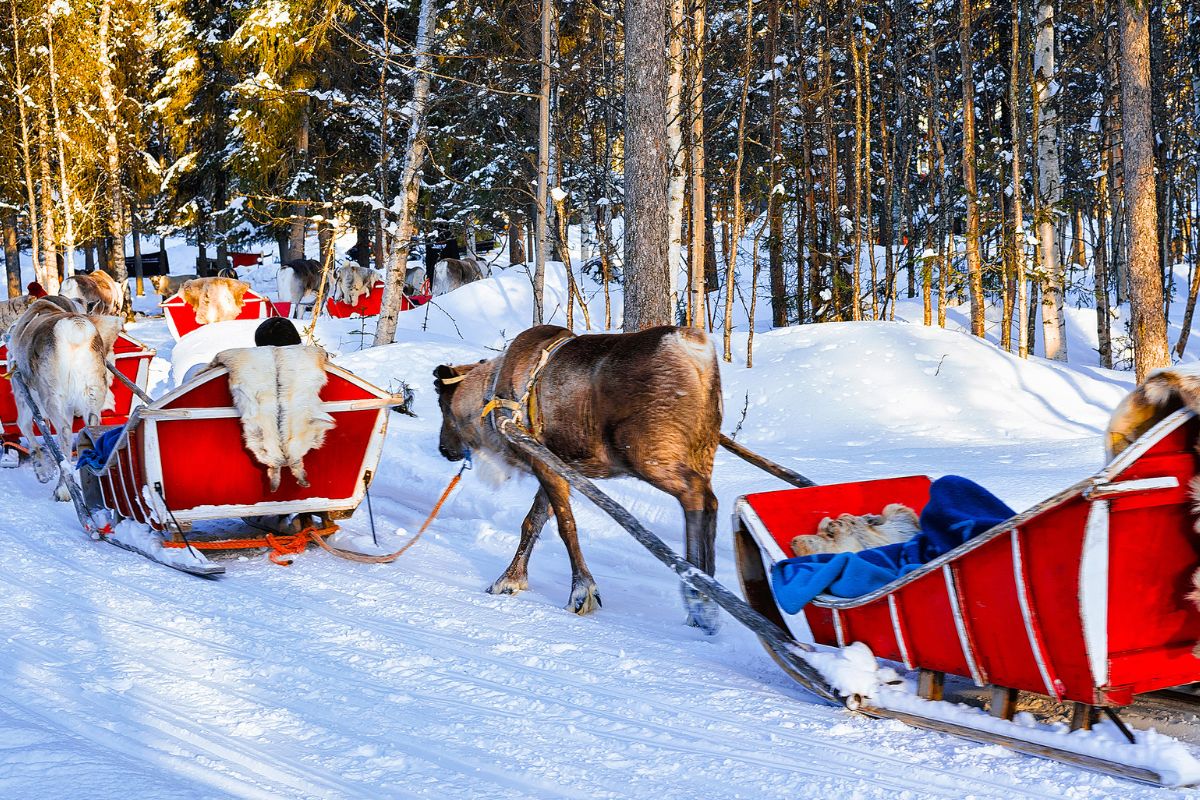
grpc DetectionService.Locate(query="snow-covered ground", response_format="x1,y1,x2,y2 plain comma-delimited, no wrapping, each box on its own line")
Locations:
4,239,1200,798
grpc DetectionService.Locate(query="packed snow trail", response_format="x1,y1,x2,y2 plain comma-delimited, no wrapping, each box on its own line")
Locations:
2,272,1196,798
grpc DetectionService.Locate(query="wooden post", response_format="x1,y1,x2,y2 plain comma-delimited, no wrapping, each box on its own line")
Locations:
1070,702,1096,731
990,686,1018,720
918,669,944,702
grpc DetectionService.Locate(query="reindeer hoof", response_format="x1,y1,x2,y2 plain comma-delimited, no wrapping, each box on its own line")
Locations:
53,482,71,502
32,454,56,484
486,575,528,596
567,583,602,615
682,584,721,635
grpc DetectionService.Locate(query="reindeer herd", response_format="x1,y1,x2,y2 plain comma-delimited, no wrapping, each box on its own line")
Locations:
1,250,726,633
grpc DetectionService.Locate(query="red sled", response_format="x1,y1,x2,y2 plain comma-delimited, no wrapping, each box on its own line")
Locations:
732,409,1200,784
160,288,277,341
735,409,1200,709
0,332,155,438
326,281,431,318
228,252,263,269
80,361,398,533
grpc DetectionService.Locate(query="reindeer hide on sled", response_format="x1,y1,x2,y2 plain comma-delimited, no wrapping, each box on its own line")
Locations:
209,345,336,491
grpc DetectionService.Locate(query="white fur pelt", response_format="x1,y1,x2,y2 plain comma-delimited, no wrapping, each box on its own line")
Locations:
209,345,336,491
181,277,250,325
8,299,120,500
335,264,380,306
405,266,428,295
790,503,921,557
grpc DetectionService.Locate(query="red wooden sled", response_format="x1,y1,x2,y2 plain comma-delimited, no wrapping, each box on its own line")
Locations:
80,360,397,535
732,409,1200,783
161,288,277,341
0,332,155,438
735,409,1200,708
325,281,431,318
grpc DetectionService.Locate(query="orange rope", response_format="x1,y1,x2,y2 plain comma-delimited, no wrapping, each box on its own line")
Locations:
308,468,464,564
161,525,341,566
158,469,464,566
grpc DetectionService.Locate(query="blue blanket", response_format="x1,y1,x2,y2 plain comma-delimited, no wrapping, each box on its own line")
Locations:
76,428,123,472
770,476,1015,614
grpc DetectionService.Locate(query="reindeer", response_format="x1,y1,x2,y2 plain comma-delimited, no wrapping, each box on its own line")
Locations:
60,270,124,316
434,324,723,632
278,259,324,318
431,257,486,295
335,264,381,307
8,299,120,500
149,273,199,300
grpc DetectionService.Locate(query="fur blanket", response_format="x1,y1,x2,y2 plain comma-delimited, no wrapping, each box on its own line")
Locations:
209,345,336,491
771,476,1014,612
181,277,250,325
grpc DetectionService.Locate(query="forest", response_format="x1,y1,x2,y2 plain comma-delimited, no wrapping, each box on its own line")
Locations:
0,0,1191,378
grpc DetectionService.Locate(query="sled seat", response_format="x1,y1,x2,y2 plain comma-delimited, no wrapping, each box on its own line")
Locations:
735,410,1200,707
79,359,400,531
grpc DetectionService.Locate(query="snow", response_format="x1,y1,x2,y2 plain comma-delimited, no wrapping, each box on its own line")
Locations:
1,234,1198,798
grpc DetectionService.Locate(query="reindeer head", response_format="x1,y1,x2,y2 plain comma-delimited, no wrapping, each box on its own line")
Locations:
433,362,486,462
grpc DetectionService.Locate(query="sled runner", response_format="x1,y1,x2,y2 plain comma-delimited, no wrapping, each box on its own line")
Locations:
733,408,1200,786
0,332,155,438
75,357,400,576
161,287,277,341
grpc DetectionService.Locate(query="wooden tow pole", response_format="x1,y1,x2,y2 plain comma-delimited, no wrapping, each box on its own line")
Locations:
718,434,816,489
496,417,842,704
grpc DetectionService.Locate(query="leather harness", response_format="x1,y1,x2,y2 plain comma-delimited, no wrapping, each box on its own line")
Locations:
480,333,576,434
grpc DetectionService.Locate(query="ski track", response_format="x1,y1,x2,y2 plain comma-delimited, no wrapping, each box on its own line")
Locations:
0,491,1176,800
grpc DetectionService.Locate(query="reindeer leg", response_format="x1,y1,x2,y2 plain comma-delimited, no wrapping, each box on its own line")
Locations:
534,465,600,615
487,487,550,596
680,482,721,635
14,394,52,483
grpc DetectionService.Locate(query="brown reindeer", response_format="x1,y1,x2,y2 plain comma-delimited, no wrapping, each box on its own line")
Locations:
434,324,723,631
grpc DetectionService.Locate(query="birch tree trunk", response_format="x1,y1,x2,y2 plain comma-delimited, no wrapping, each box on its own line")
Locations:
98,0,126,289
623,0,671,330
1011,0,1028,357
1034,0,1066,361
666,0,687,312
766,0,786,327
960,0,985,337
374,0,436,345
1119,0,1169,381
533,0,551,324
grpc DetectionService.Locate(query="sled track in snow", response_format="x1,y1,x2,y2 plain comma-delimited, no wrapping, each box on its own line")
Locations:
0,526,1087,800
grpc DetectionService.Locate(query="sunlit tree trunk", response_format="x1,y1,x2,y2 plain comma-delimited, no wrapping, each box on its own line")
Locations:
374,0,436,345
1119,0,1169,380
